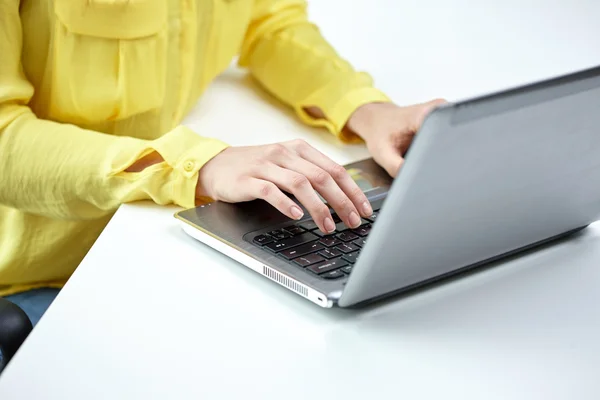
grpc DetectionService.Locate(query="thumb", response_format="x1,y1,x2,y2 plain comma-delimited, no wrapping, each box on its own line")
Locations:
411,98,447,131
373,144,404,177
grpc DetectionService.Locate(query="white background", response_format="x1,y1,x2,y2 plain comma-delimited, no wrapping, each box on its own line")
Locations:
311,0,600,103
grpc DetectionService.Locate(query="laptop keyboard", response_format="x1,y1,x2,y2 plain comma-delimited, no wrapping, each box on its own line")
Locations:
249,209,379,280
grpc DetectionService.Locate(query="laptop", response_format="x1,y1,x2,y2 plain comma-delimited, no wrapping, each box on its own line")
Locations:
175,65,600,308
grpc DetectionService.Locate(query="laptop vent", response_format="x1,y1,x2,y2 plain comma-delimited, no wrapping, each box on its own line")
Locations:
262,266,309,297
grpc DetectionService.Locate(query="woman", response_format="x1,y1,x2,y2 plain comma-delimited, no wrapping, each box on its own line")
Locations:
0,0,442,325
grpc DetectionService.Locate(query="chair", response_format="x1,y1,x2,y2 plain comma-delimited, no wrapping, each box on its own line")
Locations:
0,298,32,373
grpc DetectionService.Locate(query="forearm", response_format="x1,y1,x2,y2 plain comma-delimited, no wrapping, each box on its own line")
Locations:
239,0,390,140
0,107,228,219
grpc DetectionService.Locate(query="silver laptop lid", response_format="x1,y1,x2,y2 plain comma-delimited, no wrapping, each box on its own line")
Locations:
340,66,600,307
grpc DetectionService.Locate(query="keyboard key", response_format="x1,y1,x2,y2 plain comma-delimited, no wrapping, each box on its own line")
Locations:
335,243,360,254
319,248,343,259
353,238,367,248
293,253,326,267
352,224,371,237
253,235,273,246
280,242,325,259
341,265,353,274
283,225,305,236
342,252,359,264
268,229,291,240
266,241,287,251
334,219,368,232
265,232,318,252
307,258,348,275
298,220,319,231
313,230,334,238
334,221,349,232
322,269,345,279
331,214,342,223
337,232,359,242
366,211,379,223
319,237,342,247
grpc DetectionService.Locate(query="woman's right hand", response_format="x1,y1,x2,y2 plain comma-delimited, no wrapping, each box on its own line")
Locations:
196,139,373,233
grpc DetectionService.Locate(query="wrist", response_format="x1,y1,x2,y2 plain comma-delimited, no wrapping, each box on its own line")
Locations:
196,168,214,199
195,146,230,200
345,102,391,141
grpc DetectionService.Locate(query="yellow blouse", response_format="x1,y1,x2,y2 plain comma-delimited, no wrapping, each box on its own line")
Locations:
0,0,389,295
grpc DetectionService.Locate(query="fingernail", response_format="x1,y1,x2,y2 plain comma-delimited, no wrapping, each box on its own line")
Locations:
324,217,335,233
362,201,373,216
291,206,304,220
349,211,361,228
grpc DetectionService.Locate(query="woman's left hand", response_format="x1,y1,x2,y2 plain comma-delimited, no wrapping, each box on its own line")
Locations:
346,99,446,177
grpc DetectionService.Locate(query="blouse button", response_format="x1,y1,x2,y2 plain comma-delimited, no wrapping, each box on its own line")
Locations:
183,161,195,172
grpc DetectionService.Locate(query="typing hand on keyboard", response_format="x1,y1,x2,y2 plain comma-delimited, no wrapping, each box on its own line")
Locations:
196,140,374,233
251,210,379,279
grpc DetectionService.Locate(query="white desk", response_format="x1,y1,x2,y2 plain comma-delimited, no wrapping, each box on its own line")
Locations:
2,1,600,399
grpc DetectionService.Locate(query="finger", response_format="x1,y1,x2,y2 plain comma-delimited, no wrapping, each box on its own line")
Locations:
372,144,404,177
277,152,363,230
258,164,335,234
289,139,373,219
249,178,305,221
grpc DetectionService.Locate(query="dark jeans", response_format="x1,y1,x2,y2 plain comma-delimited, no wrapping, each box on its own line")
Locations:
4,288,60,327
0,288,59,368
